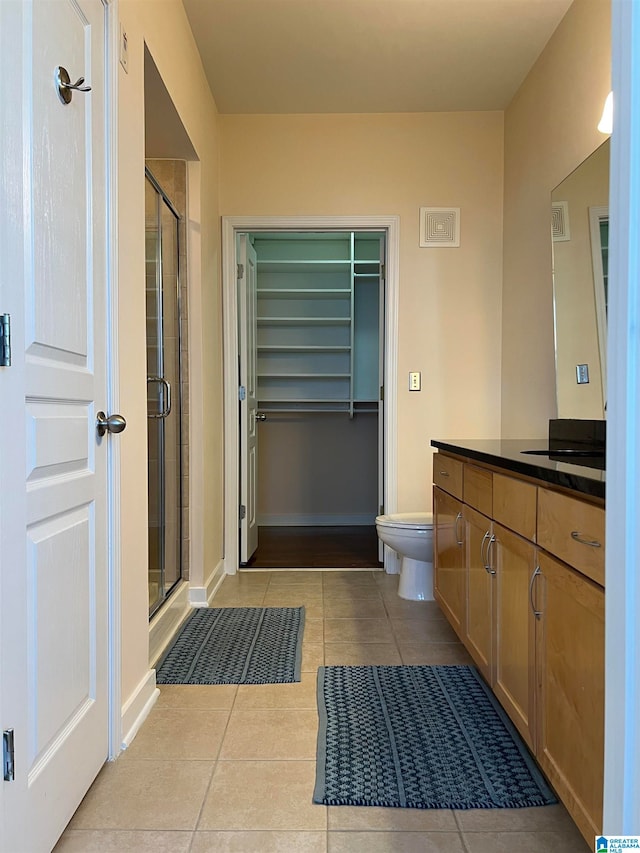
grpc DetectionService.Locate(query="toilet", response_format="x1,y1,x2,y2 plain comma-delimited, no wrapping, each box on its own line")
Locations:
375,512,434,601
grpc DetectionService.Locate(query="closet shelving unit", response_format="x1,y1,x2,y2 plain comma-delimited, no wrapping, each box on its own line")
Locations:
254,233,381,416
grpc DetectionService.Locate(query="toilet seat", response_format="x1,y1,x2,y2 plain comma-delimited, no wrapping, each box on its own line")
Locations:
376,512,433,531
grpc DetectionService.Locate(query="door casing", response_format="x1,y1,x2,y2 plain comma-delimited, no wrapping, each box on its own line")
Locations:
222,215,399,574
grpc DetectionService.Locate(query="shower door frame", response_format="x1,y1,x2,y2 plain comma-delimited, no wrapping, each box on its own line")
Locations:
145,167,184,617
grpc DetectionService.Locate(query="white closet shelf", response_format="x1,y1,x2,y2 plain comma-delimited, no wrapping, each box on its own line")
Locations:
257,288,351,298
257,260,350,273
259,373,350,379
257,317,351,326
257,345,351,353
254,232,381,419
258,397,351,404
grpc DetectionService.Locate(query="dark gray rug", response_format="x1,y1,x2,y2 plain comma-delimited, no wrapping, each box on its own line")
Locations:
156,607,305,684
313,665,556,809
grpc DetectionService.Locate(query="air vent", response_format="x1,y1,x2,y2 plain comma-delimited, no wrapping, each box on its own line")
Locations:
552,201,570,242
419,207,460,248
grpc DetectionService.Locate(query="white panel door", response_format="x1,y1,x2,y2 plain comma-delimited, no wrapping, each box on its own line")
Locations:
238,236,259,564
0,1,111,850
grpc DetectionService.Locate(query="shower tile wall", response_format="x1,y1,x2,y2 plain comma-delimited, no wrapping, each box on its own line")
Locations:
146,159,190,581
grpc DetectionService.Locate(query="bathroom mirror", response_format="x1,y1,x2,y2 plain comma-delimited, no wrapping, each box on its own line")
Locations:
552,139,609,419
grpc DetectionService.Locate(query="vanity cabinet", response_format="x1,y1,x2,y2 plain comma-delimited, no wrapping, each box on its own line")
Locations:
432,449,604,844
492,522,536,750
463,504,494,684
536,550,604,842
433,487,465,638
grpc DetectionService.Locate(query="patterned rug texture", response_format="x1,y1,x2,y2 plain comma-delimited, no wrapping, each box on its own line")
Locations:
156,607,305,684
314,665,556,809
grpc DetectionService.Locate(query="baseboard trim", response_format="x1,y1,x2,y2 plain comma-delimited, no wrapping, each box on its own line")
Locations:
257,514,376,526
120,669,159,751
148,580,191,668
189,559,225,607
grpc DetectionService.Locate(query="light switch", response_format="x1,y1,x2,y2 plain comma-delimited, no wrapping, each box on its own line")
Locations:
576,364,590,384
409,372,421,391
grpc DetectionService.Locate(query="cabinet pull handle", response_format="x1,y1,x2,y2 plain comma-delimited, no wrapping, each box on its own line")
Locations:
570,531,601,548
480,530,490,568
529,566,542,619
439,470,450,478
486,534,496,575
454,512,463,546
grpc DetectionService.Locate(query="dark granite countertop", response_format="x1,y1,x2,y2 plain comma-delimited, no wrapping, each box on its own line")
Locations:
431,438,605,502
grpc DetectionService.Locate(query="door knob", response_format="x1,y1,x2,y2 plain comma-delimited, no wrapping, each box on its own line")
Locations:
96,411,127,437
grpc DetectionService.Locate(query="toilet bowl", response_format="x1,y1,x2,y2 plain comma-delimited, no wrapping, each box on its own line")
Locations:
375,512,434,601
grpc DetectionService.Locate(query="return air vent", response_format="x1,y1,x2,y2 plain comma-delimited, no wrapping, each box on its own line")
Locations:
552,201,571,242
419,207,460,248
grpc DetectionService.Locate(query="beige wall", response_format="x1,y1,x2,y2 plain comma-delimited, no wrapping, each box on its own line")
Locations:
118,0,222,710
220,112,505,512
502,0,611,436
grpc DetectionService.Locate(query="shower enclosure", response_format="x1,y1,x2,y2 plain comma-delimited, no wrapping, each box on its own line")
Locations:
145,168,183,616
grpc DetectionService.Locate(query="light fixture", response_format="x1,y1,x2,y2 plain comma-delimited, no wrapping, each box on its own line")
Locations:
598,91,613,134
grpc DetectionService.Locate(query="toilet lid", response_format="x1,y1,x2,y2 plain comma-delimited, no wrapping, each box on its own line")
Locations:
375,512,433,530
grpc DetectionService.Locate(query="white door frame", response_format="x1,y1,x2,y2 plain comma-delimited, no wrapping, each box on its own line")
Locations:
104,0,122,760
603,0,640,833
222,215,399,575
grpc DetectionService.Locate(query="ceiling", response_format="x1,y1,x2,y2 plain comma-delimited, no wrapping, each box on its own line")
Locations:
181,0,573,115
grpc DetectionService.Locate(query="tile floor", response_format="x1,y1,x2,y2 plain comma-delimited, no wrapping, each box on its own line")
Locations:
55,570,591,853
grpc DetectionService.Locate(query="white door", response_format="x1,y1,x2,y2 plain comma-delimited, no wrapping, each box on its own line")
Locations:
0,1,112,850
238,236,259,564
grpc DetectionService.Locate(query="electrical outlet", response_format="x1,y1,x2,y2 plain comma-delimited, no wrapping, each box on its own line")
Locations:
409,372,421,391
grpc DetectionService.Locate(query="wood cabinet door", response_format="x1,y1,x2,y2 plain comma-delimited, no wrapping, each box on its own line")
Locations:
464,505,494,683
433,487,465,639
493,523,537,750
537,551,604,843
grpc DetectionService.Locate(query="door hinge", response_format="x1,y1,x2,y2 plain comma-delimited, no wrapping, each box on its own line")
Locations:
239,504,246,521
0,314,11,367
379,504,384,516
3,729,14,782
237,263,244,280
238,385,246,401
380,262,385,280
380,385,384,402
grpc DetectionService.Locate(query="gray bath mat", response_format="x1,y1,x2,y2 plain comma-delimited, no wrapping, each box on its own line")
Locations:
314,665,556,809
156,606,305,684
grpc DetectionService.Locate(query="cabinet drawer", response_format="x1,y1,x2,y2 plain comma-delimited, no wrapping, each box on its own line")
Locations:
464,464,492,516
433,454,463,499
537,488,605,586
493,473,536,541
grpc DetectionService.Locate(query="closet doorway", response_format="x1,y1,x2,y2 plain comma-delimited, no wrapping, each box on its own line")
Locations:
223,217,399,573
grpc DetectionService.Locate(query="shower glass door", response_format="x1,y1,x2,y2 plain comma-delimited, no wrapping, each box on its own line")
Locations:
145,170,183,617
